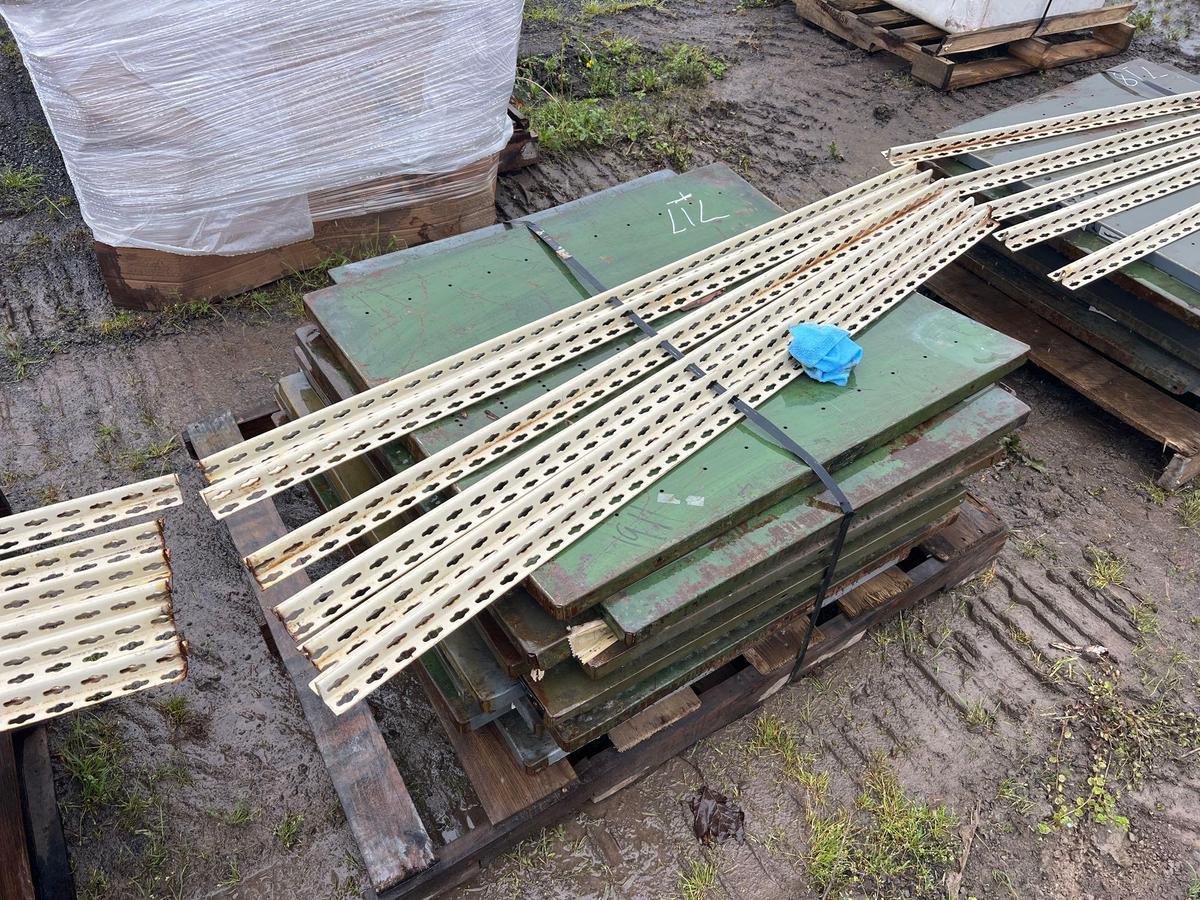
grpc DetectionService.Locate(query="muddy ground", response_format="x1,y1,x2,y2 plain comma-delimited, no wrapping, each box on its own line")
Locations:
1,2,1199,898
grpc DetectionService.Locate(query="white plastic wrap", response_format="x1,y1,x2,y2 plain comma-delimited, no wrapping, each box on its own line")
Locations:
889,0,1107,33
0,1,522,255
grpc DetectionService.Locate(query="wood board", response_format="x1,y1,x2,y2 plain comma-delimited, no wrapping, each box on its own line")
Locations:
925,264,1200,489
187,413,436,895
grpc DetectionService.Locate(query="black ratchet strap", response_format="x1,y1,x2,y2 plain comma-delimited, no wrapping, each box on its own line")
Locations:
511,218,856,677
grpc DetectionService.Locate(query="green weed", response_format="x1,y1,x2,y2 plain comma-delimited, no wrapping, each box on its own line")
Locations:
274,812,305,850
0,165,44,212
96,309,144,338
678,857,718,900
157,695,193,732
59,717,126,812
1001,434,1047,473
1039,672,1199,834
582,0,660,15
963,700,997,732
1086,547,1128,590
828,141,844,161
1178,489,1200,530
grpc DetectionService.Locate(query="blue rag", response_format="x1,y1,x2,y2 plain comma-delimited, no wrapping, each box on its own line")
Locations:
787,323,863,387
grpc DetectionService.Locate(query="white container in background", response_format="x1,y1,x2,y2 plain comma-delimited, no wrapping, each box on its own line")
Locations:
889,0,1109,33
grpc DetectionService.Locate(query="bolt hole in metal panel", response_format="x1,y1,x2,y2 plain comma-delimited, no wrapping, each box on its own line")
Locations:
0,480,187,730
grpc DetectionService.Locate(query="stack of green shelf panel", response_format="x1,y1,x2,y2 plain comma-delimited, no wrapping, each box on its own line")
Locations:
272,164,1029,765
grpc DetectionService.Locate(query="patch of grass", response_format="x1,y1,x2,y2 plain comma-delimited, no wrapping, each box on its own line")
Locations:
149,758,193,788
524,0,566,23
157,695,193,732
2,331,47,380
1188,868,1200,900
1005,623,1032,646
678,857,718,900
59,717,126,813
1086,547,1128,590
828,141,844,161
963,699,997,732
274,812,305,850
161,299,220,330
118,791,154,830
808,758,959,897
79,867,110,900
582,0,660,15
996,777,1033,815
518,33,721,162
219,799,257,827
1130,600,1162,641
737,0,784,8
1016,534,1050,560
854,759,959,895
746,714,828,794
806,808,858,893
96,309,144,338
1129,9,1154,32
662,42,726,85
530,97,632,152
120,435,179,474
747,713,793,756
503,823,564,870
0,164,44,212
218,859,241,888
1178,489,1200,530
1137,478,1169,505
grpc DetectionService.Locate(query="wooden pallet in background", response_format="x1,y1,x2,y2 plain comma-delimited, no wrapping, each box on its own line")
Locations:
186,408,1007,900
926,264,1200,490
794,0,1135,90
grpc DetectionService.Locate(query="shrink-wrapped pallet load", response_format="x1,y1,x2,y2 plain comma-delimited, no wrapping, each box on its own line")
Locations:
0,0,524,306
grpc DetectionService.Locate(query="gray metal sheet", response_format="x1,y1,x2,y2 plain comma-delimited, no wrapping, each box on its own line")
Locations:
943,59,1200,293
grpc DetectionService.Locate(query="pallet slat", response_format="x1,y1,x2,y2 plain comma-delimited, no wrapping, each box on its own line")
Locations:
187,413,436,896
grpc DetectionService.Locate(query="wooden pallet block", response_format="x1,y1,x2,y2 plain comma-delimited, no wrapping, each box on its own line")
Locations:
794,0,1134,90
925,265,1200,489
607,687,700,752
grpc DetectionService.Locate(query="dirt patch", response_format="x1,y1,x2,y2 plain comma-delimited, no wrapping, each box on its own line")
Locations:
2,2,1199,898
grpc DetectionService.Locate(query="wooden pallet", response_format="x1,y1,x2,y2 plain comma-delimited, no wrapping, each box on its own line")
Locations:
794,0,1134,90
186,407,1006,900
926,263,1200,490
